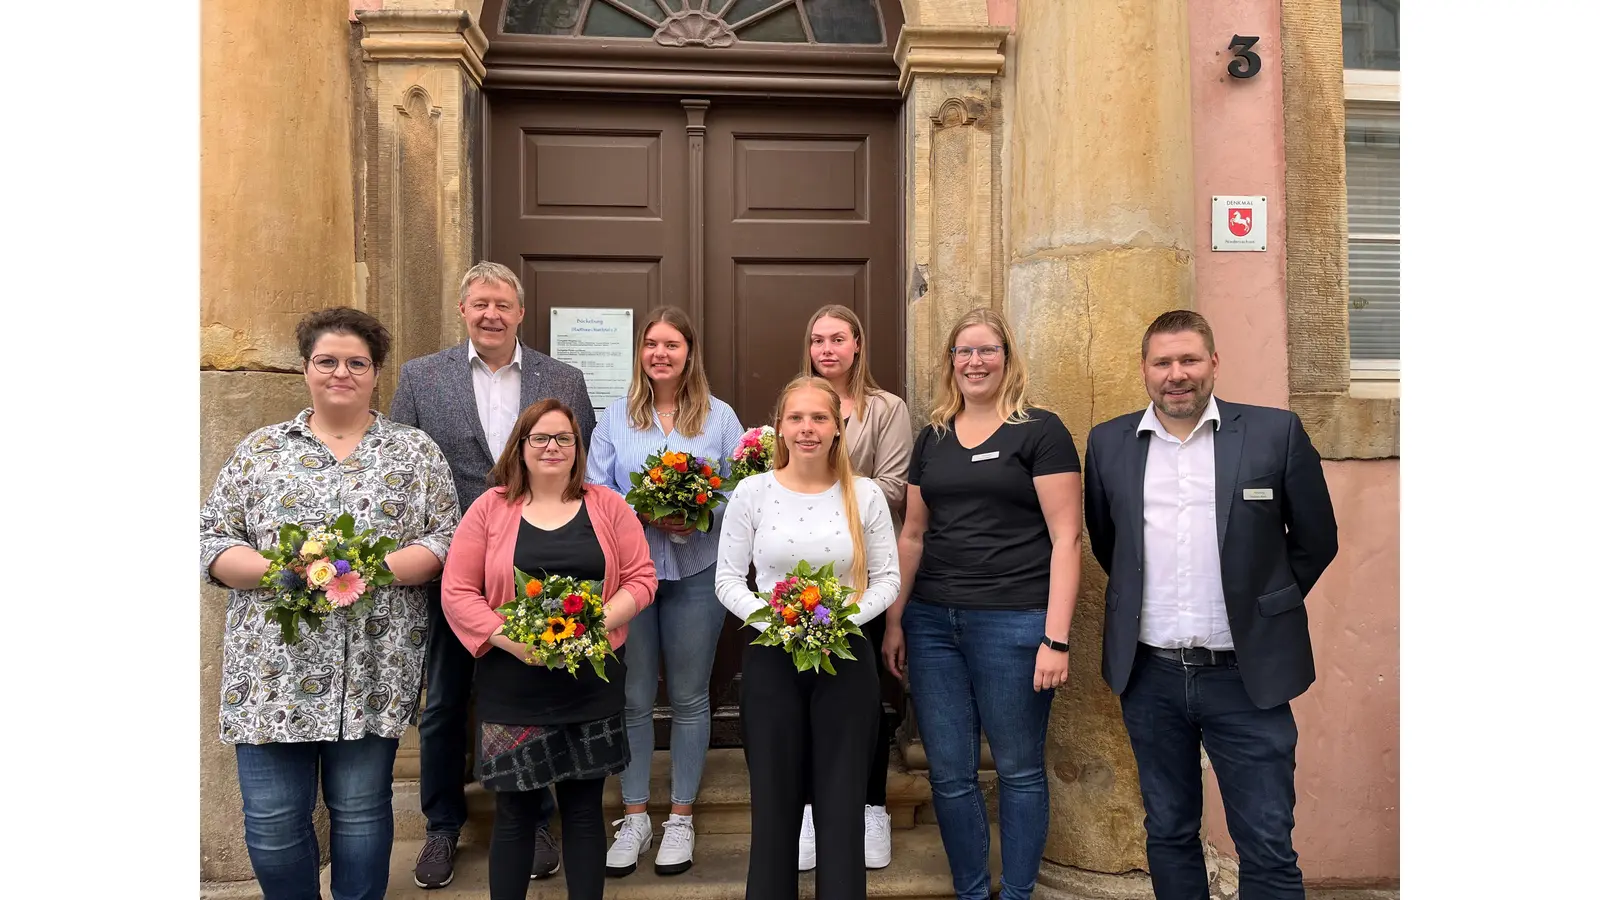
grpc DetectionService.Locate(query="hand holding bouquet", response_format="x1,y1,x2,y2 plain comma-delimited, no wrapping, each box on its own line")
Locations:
499,569,617,680
727,425,775,487
625,448,728,544
742,560,862,674
258,513,397,644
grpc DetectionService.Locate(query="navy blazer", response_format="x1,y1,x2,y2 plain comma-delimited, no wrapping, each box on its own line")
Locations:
389,340,596,510
1083,399,1338,709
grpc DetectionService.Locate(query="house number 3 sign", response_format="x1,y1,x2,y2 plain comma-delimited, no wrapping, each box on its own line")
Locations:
1228,35,1262,78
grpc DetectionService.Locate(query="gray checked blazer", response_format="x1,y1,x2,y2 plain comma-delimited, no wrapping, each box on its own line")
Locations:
389,340,596,509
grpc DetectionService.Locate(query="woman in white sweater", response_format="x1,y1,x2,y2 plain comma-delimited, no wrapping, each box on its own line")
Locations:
716,376,900,900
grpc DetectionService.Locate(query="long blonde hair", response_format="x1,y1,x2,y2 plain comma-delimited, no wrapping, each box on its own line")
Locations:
929,307,1035,435
772,376,869,592
626,306,712,437
799,304,883,404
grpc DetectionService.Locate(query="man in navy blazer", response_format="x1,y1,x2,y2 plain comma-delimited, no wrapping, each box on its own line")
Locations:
1084,310,1338,900
390,261,596,889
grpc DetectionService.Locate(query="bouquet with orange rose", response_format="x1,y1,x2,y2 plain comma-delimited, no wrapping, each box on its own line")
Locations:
624,447,729,544
257,513,397,645
742,560,863,674
500,568,616,680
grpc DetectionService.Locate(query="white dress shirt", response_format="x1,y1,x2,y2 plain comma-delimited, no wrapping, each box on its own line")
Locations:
467,340,522,457
1138,395,1233,650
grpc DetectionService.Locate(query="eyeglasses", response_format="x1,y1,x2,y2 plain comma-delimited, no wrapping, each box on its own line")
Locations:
309,355,374,376
525,433,577,448
951,344,1004,362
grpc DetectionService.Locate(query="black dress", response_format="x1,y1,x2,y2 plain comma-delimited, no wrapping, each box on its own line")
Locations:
475,503,630,792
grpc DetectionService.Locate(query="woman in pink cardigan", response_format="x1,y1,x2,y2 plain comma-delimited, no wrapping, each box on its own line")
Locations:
442,398,658,900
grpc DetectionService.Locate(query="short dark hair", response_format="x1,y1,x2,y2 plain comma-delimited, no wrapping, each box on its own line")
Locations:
295,307,393,367
491,399,588,504
1141,310,1216,360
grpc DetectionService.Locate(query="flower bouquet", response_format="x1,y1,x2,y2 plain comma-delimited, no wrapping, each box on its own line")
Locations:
500,569,616,680
258,513,397,644
624,448,728,544
742,560,863,674
726,425,775,487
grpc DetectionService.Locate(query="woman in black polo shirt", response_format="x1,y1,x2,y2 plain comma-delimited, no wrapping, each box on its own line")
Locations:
880,307,1082,900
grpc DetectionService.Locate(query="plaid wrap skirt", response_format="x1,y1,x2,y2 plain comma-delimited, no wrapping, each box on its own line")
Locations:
476,711,629,793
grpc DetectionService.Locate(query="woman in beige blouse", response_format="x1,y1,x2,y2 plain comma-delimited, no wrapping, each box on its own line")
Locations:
795,304,914,871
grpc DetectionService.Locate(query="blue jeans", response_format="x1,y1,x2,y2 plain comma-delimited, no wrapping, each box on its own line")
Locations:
1119,647,1303,900
903,602,1053,900
234,735,399,900
620,564,728,806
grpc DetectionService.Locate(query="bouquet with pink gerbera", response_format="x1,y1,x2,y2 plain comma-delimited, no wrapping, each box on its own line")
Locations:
726,425,776,488
256,513,397,644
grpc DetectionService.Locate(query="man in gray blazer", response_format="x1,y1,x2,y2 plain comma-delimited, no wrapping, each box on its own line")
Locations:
1083,310,1338,900
391,261,596,889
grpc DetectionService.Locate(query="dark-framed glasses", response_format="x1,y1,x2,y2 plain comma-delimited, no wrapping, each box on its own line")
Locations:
525,432,577,448
951,344,1004,362
309,355,374,376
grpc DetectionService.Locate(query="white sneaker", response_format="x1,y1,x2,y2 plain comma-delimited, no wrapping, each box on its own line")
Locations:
605,812,653,877
655,813,696,875
864,805,892,869
798,804,817,871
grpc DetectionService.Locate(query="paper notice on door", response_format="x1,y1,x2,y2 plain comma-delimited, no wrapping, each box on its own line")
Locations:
549,307,635,410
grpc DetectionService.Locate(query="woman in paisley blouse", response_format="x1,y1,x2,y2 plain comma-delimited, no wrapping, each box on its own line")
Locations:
200,307,460,900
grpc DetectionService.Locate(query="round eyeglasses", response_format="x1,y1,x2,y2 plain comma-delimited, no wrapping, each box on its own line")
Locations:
525,433,577,448
309,355,374,376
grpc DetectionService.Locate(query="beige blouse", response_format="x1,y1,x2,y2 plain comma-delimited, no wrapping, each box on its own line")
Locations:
843,390,916,518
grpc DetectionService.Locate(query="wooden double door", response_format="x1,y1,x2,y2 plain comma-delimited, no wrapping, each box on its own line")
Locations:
488,95,903,746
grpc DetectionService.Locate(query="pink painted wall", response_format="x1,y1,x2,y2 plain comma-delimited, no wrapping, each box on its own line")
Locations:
1186,0,1400,886
989,0,1016,29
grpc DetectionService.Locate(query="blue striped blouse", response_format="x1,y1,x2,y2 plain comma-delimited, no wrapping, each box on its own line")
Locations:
585,395,749,581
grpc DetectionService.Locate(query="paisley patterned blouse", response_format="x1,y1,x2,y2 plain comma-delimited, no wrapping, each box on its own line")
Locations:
199,409,460,745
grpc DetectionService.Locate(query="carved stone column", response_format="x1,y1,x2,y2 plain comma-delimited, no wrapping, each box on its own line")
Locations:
357,6,487,409
1006,0,1199,894
893,25,1009,424
355,5,486,784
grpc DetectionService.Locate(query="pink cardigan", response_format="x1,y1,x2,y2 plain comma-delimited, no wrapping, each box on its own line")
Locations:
442,484,658,658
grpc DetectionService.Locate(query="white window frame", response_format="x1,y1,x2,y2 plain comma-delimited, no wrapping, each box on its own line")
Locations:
1345,68,1400,382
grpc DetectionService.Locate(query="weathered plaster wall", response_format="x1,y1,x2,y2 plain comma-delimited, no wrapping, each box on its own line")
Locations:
201,0,357,372
200,0,358,883
1185,3,1399,885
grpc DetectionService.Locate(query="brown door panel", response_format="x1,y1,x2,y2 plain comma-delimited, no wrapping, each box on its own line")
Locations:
489,100,690,355
703,104,901,427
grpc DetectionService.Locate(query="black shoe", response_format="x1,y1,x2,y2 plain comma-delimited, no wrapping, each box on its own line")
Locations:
530,823,562,879
413,833,458,889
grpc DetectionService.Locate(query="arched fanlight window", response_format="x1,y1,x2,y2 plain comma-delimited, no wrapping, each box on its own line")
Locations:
504,0,886,47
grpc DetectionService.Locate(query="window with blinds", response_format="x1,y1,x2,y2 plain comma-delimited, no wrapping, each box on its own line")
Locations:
1347,113,1399,364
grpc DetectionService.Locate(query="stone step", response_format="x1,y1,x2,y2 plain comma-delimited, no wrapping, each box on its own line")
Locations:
397,748,934,843
378,826,993,900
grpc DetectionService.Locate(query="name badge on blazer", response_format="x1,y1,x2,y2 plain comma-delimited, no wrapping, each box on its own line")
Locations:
971,451,1000,462
1243,488,1273,500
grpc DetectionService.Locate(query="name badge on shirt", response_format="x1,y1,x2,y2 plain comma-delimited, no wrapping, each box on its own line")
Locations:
971,451,1000,462
1242,488,1273,500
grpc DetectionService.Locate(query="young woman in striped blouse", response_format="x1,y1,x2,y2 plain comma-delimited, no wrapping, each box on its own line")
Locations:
586,306,745,877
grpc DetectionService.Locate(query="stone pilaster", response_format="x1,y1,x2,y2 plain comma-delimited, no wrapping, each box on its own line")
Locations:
357,6,487,407
894,25,1010,424
1007,0,1198,889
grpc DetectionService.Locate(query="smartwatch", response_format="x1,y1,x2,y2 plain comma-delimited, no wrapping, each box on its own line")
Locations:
1040,635,1069,653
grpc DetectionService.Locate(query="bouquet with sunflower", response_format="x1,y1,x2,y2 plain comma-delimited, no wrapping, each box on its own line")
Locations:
258,513,397,644
624,448,728,544
726,425,775,487
742,560,863,674
500,568,616,680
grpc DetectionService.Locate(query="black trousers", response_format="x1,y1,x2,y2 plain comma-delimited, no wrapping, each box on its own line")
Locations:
802,615,893,806
742,633,880,900
489,777,607,900
420,582,554,835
